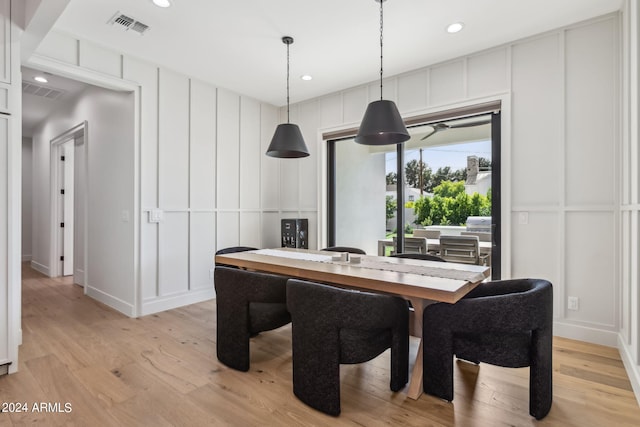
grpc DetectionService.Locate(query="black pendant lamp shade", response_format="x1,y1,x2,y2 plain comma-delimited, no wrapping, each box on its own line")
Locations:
355,100,409,145
267,123,308,158
355,0,409,146
266,36,309,158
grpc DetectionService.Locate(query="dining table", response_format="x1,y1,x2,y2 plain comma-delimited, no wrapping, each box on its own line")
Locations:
215,247,491,400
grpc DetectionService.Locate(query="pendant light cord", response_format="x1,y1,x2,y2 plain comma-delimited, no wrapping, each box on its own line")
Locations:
379,0,384,100
286,39,291,123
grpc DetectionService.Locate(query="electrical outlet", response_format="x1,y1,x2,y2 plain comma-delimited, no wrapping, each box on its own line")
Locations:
568,296,579,311
518,212,529,225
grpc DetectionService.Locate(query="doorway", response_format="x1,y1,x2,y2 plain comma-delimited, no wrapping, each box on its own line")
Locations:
50,122,86,286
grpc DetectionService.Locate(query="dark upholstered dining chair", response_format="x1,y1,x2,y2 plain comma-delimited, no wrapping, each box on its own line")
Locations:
215,246,258,267
422,278,553,419
214,266,291,372
286,279,409,416
321,246,366,255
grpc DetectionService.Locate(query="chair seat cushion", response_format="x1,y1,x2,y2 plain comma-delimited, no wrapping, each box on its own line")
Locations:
339,328,392,364
249,302,291,334
454,331,532,368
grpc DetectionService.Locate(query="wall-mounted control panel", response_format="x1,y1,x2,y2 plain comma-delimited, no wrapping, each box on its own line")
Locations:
281,218,308,249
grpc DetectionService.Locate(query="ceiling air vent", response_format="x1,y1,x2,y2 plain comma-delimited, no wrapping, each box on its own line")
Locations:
22,81,65,100
108,12,150,35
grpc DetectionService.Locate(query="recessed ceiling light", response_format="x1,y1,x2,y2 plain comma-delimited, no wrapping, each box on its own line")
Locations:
300,75,313,81
152,0,172,8
34,76,48,83
446,22,464,33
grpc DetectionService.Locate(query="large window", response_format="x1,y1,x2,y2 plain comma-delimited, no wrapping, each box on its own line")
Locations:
327,108,501,279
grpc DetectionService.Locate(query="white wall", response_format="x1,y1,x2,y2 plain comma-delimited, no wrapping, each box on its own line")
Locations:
292,14,622,348
30,85,136,314
21,137,32,261
30,30,312,316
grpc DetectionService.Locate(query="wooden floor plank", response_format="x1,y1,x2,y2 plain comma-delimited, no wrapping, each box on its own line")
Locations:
1,263,639,426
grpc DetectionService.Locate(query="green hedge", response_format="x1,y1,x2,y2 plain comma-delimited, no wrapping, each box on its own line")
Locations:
413,181,491,226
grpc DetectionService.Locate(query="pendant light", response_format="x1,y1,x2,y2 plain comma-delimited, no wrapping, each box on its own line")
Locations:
355,0,410,146
266,36,310,158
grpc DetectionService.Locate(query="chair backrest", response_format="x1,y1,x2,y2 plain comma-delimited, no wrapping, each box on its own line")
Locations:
461,231,492,242
215,246,258,255
321,246,366,255
413,229,441,239
287,279,408,331
215,246,258,267
439,235,481,264
390,253,446,262
393,236,428,254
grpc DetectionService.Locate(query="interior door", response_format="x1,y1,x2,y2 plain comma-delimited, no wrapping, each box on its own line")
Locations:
62,140,74,276
73,133,85,286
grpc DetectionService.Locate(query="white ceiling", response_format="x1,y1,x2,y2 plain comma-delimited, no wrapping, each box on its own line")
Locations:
49,0,624,106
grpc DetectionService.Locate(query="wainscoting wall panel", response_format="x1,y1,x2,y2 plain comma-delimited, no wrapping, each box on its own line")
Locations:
397,70,428,113
240,212,262,249
466,48,509,99
190,212,216,291
216,212,239,250
158,212,189,296
159,69,190,210
260,104,280,210
261,212,281,249
565,19,617,207
189,80,217,210
565,211,616,326
510,212,561,312
510,34,562,207
240,97,261,210
428,60,464,106
297,101,320,210
342,86,368,125
216,89,240,210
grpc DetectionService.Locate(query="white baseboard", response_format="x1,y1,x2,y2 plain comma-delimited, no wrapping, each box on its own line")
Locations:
141,288,215,317
21,255,32,262
85,286,135,317
618,334,640,406
30,261,50,277
553,320,618,347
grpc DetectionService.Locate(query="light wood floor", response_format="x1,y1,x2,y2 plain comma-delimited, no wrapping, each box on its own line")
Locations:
1,264,639,426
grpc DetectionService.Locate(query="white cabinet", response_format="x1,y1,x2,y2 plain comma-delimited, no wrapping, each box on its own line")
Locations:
0,114,8,366
0,0,9,115
0,0,16,374
0,0,9,84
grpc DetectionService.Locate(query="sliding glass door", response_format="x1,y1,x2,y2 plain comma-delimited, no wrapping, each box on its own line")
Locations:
327,108,501,279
